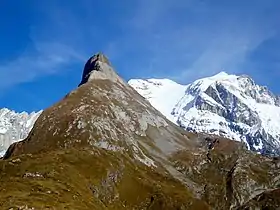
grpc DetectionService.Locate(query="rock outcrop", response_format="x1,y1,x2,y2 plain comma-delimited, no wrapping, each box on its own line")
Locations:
79,53,125,86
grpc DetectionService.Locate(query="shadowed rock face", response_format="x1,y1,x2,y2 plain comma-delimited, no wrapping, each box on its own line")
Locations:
79,53,124,86
1,53,280,209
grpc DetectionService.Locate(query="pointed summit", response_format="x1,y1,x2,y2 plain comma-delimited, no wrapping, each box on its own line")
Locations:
209,71,232,80
91,52,111,66
213,71,229,77
79,52,124,86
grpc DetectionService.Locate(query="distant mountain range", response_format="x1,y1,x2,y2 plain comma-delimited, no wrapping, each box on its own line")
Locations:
0,108,41,156
129,72,280,156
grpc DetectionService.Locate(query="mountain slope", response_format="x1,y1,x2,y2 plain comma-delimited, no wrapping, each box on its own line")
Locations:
2,53,207,209
1,54,280,209
0,108,42,156
129,72,280,156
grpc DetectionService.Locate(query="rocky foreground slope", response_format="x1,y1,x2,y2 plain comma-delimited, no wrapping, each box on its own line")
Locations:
1,53,280,209
129,72,280,156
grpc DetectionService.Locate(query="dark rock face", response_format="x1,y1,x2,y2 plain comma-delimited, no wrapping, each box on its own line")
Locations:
79,53,112,86
204,82,260,126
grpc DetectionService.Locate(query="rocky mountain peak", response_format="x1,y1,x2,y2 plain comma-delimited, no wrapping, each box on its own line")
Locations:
3,53,190,162
79,52,125,86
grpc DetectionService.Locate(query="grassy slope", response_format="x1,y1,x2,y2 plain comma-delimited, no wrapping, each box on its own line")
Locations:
0,147,210,210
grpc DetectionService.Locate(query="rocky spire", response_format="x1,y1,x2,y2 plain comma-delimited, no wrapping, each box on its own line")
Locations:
79,52,125,86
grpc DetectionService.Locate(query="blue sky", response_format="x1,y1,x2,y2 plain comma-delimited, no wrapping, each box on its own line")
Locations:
0,0,280,112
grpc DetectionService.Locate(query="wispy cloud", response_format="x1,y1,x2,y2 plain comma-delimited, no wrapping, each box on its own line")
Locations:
1,0,279,91
176,24,275,82
0,1,89,90
112,0,279,83
0,40,84,89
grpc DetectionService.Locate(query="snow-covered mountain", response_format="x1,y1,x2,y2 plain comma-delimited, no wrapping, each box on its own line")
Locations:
0,108,42,156
129,72,280,156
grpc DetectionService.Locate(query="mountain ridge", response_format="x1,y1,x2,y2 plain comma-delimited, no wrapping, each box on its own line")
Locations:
1,71,280,157
129,71,280,156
